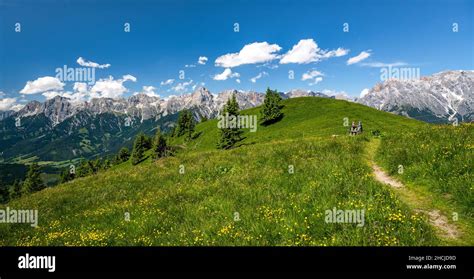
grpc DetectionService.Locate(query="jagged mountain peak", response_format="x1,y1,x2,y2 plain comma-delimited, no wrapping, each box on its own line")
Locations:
8,87,331,125
286,89,327,98
129,93,160,103
358,70,474,123
189,87,214,103
17,100,45,119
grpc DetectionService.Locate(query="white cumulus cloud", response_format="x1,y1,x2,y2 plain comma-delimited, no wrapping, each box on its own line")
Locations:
309,77,323,86
122,74,137,82
41,90,87,103
347,51,371,65
160,79,175,86
198,56,208,65
302,70,324,85
250,71,268,83
280,39,348,64
215,42,282,68
42,91,67,99
301,70,324,81
172,80,194,92
20,76,65,94
323,47,349,58
360,88,370,98
77,57,111,69
73,82,88,93
0,98,24,111
134,85,160,98
90,75,137,99
213,68,240,81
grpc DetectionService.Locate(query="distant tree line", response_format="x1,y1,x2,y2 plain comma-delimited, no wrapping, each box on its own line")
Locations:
0,163,45,203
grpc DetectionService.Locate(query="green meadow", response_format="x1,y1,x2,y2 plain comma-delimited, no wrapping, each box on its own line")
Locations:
1,97,472,246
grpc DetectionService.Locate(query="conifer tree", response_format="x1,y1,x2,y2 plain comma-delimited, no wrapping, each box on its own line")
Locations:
91,158,102,173
77,160,92,177
218,94,243,149
153,128,168,159
176,109,195,139
103,159,111,170
8,180,22,200
22,163,44,194
261,87,283,125
185,110,196,139
143,135,153,150
117,147,131,162
0,181,10,203
131,132,147,165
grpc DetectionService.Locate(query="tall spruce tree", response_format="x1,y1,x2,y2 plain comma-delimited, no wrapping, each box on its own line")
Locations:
8,180,22,200
103,159,111,170
176,110,195,139
0,181,8,203
153,128,168,159
261,87,283,125
131,132,147,165
77,160,93,177
218,94,243,149
185,111,196,139
143,135,153,150
22,163,44,194
117,147,131,163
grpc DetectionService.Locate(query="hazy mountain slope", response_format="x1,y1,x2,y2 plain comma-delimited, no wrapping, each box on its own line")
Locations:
0,111,177,162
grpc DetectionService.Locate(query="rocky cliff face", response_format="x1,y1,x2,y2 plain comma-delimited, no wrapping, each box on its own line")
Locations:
358,70,474,123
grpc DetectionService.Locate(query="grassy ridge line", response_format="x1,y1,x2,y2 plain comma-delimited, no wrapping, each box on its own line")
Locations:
171,97,426,152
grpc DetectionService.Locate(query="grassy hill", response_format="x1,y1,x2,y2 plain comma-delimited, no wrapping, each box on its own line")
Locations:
172,97,425,152
1,97,472,246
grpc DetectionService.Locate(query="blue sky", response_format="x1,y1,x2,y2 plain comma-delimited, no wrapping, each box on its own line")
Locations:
0,0,473,109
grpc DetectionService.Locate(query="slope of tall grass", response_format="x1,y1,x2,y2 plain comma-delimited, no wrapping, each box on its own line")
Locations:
0,136,437,246
375,123,474,215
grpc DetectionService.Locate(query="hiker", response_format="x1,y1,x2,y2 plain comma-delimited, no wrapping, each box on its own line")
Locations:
358,121,363,134
350,121,356,135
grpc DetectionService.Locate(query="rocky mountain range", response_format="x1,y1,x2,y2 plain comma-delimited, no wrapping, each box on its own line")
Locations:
5,87,327,126
358,70,474,123
0,88,327,162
